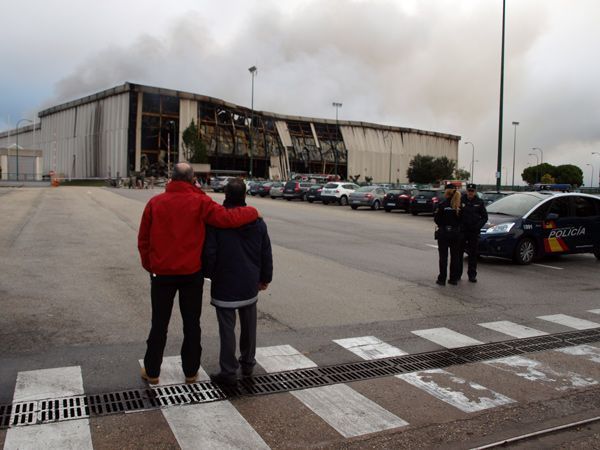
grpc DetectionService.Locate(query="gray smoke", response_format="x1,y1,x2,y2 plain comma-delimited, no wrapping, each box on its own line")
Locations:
49,0,600,184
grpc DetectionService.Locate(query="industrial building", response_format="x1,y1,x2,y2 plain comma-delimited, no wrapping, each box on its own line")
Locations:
0,82,460,182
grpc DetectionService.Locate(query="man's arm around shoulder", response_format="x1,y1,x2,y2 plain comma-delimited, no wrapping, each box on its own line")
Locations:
203,196,259,228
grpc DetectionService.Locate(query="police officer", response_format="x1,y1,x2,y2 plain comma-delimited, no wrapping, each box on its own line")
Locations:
459,183,488,282
434,184,462,285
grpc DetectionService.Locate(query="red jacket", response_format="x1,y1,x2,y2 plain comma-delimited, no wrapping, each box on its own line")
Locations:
138,181,259,275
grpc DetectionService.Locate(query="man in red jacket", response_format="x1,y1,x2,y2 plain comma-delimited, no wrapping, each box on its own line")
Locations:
138,163,259,384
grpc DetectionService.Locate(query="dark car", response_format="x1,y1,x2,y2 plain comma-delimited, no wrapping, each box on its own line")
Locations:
410,189,444,215
306,184,324,203
480,191,515,206
383,189,415,213
249,181,265,196
283,181,312,201
257,182,275,197
478,192,600,264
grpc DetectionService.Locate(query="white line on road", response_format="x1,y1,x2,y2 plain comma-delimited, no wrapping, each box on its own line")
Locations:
537,314,600,330
478,321,548,339
426,244,438,249
333,336,407,360
4,366,93,450
589,309,600,315
255,345,408,438
412,327,484,348
532,263,564,270
396,369,515,413
485,356,597,391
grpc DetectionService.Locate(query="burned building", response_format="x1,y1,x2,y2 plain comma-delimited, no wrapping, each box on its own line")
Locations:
1,82,460,182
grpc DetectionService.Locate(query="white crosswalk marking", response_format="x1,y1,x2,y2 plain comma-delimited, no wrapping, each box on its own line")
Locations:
4,366,93,450
140,357,269,449
412,327,483,348
537,314,600,330
478,321,548,338
588,309,600,315
334,336,407,360
397,369,515,413
485,356,598,391
255,345,408,438
556,345,600,364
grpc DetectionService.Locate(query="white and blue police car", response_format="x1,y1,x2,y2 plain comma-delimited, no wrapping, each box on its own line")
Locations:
478,192,600,264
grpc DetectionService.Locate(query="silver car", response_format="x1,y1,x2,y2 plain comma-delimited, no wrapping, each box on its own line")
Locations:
270,182,285,199
349,186,387,210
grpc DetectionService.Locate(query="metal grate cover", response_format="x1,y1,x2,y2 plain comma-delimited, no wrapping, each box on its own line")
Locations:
1,327,599,429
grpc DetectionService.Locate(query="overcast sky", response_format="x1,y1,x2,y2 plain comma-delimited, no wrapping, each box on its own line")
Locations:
1,0,599,185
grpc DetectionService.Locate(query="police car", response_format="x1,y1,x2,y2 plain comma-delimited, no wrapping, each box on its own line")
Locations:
478,192,600,264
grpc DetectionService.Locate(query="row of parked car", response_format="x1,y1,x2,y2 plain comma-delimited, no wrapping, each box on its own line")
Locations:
241,180,514,214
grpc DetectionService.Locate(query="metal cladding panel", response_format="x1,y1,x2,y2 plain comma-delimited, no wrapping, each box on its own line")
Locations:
39,93,129,178
274,121,293,148
179,99,198,161
341,126,458,183
2,128,39,149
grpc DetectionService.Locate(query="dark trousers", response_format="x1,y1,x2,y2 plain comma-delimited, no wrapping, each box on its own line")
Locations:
438,236,461,282
144,272,204,378
215,303,257,377
460,232,480,279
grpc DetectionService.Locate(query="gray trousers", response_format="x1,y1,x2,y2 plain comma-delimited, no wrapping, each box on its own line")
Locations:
215,303,257,377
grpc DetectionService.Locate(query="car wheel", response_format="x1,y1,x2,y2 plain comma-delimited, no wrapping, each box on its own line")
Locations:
594,246,600,260
323,201,329,205
286,198,292,201
271,196,276,199
371,200,380,210
339,196,348,206
351,205,358,210
307,199,314,203
513,238,536,265
384,208,391,213
411,211,418,216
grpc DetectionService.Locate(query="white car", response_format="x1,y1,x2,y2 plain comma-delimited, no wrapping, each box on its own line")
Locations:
320,182,360,206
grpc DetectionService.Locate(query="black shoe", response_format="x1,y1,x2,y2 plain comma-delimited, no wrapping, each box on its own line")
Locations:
436,279,446,286
448,279,458,285
468,277,477,283
241,367,254,378
210,372,238,387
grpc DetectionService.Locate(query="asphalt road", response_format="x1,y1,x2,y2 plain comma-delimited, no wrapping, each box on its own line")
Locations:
1,186,599,448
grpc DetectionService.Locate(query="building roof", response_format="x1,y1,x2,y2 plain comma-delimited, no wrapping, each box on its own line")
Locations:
37,82,460,141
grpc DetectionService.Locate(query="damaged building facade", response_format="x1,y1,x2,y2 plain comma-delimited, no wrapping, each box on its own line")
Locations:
1,82,460,182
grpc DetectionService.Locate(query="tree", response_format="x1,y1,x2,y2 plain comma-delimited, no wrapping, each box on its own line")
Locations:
182,120,208,164
540,173,555,184
455,168,470,181
432,156,456,181
554,164,583,186
522,163,555,185
407,154,457,183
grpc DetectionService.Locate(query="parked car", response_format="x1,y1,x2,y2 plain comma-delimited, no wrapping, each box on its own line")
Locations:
349,186,387,210
249,181,265,196
480,191,515,206
320,182,360,206
306,184,325,203
479,192,600,264
245,180,259,194
257,182,275,197
211,176,234,193
270,182,285,199
383,189,415,213
283,181,313,201
409,189,445,215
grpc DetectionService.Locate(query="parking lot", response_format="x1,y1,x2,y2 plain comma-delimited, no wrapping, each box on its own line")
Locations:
1,186,599,448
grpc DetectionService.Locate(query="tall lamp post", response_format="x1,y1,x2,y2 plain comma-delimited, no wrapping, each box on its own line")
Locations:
495,0,507,192
532,147,543,165
248,65,257,178
528,152,539,183
332,102,342,177
586,164,594,189
465,141,475,183
16,118,33,181
511,121,519,188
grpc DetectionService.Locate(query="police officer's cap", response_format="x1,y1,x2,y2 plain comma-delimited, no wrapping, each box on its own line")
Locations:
466,183,477,190
444,183,456,190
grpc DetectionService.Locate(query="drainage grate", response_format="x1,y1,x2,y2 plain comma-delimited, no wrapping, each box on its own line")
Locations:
2,327,599,429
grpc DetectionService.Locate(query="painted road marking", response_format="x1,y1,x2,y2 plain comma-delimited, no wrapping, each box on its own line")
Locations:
532,263,564,270
478,321,548,339
396,369,515,413
537,314,600,330
4,366,93,450
589,309,600,315
138,355,209,386
163,401,270,449
333,336,407,360
426,244,438,249
485,356,597,391
556,345,600,364
256,345,408,438
412,327,484,348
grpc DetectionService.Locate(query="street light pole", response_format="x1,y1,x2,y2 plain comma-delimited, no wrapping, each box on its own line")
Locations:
511,121,519,188
528,152,539,183
587,164,594,189
15,118,33,181
248,66,257,178
465,141,475,183
332,102,342,177
495,0,507,192
532,147,543,165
